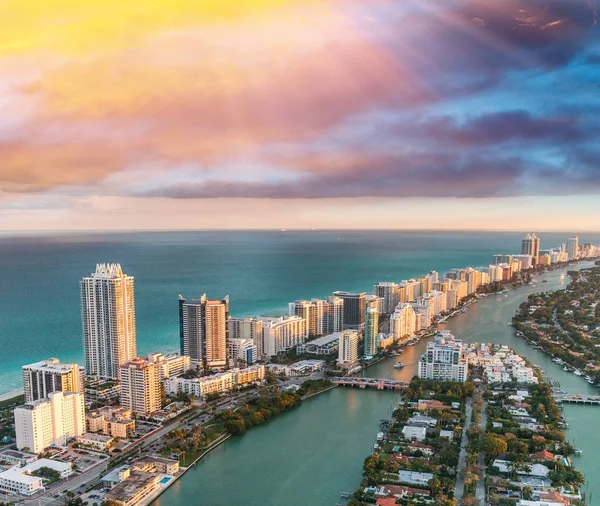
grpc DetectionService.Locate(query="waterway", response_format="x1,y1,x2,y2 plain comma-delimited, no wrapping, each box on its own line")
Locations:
155,261,600,506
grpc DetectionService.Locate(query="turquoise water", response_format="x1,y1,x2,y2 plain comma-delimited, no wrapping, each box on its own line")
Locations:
154,262,600,506
1,230,599,394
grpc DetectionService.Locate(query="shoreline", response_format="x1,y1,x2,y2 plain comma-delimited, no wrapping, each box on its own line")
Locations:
0,388,23,403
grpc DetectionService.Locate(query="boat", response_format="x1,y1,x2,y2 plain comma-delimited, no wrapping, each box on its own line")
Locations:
394,362,405,369
408,342,415,346
573,448,583,455
574,370,583,376
587,379,595,385
563,366,569,371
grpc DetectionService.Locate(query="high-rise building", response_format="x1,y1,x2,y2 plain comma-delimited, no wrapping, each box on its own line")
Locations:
333,291,366,330
374,282,401,314
118,358,161,417
418,330,468,382
390,303,416,341
337,330,359,367
179,294,229,370
22,359,84,403
81,264,136,379
566,236,579,260
493,254,513,265
521,234,540,265
363,306,379,357
258,316,307,358
15,391,85,453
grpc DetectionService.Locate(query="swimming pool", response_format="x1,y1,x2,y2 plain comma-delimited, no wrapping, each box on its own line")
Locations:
160,477,172,485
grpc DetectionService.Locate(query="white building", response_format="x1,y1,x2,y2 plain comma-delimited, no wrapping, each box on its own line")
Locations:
296,333,340,355
0,469,44,496
390,303,416,341
418,331,468,382
119,358,161,416
401,425,427,441
15,391,85,453
567,236,579,260
398,470,434,486
337,330,359,367
22,458,73,479
374,282,402,314
228,338,258,365
146,352,191,381
166,365,264,398
289,297,344,336
259,316,307,358
81,264,136,379
22,358,84,403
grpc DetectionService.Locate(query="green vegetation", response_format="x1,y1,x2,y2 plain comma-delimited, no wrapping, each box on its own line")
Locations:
31,466,61,483
296,378,334,397
403,379,475,403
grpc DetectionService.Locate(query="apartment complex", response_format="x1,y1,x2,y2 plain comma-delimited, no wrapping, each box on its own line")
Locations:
258,316,307,358
337,330,359,367
333,291,366,330
146,352,191,381
521,233,541,265
418,331,468,382
364,305,379,357
288,296,343,337
15,391,85,453
179,294,229,370
81,264,137,379
118,359,161,417
22,358,84,403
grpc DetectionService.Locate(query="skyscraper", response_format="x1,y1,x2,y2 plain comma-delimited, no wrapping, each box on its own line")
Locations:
374,282,401,314
566,236,579,260
22,358,84,403
363,306,378,357
81,264,136,379
333,291,366,330
288,297,344,336
521,233,540,265
179,294,229,370
118,358,161,416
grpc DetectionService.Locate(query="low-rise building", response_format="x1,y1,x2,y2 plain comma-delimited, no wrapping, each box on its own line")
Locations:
401,426,427,441
103,471,160,506
77,433,114,451
398,470,434,486
296,333,340,355
0,469,44,496
22,458,73,479
131,456,179,475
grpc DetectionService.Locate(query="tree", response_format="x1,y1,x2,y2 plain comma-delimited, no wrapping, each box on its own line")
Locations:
481,434,507,460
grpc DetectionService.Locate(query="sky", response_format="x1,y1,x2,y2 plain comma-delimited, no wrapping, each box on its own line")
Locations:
1,0,600,231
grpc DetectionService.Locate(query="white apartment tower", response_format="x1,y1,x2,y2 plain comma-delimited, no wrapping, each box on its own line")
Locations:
118,358,161,416
418,330,468,382
390,303,416,341
15,391,85,453
567,236,579,260
22,358,84,403
81,264,136,379
288,297,343,337
179,294,229,370
337,330,359,366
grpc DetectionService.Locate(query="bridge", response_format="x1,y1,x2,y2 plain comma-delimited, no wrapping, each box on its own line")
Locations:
552,393,600,405
331,377,410,391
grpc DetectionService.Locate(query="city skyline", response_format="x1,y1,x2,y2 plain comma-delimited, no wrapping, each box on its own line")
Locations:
2,1,600,231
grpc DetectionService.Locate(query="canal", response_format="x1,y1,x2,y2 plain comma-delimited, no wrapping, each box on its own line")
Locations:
155,262,599,506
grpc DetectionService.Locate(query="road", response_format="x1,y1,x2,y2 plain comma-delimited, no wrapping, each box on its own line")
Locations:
476,399,488,504
454,399,473,501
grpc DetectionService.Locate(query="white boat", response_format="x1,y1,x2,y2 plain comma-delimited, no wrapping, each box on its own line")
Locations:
573,448,583,455
563,366,569,371
587,379,594,385
574,370,583,376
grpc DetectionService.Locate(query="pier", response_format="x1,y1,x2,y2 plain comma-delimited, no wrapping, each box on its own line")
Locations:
331,377,410,391
553,394,600,405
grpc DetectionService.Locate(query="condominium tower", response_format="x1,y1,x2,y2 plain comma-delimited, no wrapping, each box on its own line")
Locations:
333,291,366,330
118,358,161,416
179,294,229,370
22,358,84,403
15,391,85,453
81,264,136,379
566,236,579,260
521,234,540,265
363,306,379,357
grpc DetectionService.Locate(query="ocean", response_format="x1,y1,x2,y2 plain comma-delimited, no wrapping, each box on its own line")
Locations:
1,230,599,395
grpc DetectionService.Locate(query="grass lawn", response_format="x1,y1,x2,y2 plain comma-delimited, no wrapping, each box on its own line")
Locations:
379,452,393,462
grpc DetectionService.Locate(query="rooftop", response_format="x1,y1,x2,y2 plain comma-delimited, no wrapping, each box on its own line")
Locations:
104,471,159,502
0,469,43,485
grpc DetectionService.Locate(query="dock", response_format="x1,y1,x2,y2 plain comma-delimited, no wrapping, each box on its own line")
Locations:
553,394,600,405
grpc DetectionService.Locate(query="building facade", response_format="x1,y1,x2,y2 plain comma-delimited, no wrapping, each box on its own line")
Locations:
146,352,191,381
364,306,379,357
179,294,229,370
81,264,137,379
22,358,84,403
418,331,468,382
521,234,541,265
566,236,579,260
337,330,359,367
15,391,85,453
333,291,366,330
118,359,161,417
259,316,307,358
